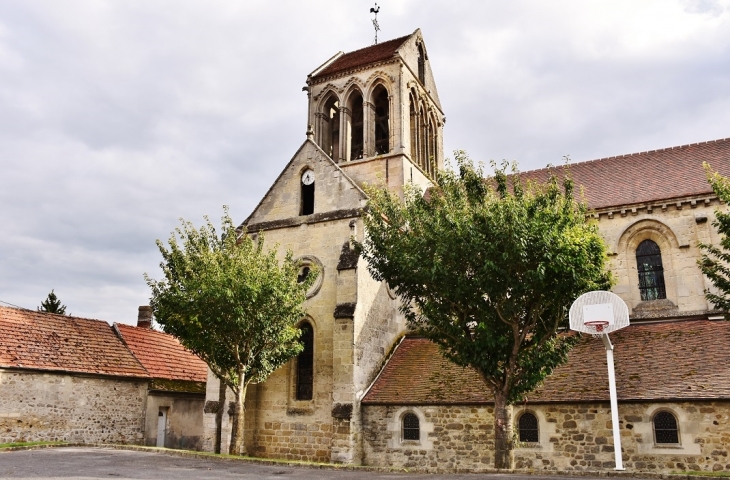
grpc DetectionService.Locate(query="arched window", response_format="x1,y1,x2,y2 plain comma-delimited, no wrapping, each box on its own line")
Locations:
296,322,314,400
321,95,340,162
653,411,679,444
518,412,539,443
402,412,419,441
300,169,314,216
636,239,666,301
417,43,426,84
373,85,389,155
409,96,418,164
349,92,364,160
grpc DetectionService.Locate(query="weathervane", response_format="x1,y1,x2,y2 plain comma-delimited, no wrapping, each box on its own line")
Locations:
370,3,381,45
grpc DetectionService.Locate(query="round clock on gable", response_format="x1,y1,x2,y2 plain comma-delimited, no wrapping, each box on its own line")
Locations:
302,169,315,185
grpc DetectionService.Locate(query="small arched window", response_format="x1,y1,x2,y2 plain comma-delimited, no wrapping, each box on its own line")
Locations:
653,411,679,444
296,322,314,400
373,85,389,155
349,92,364,160
402,412,419,441
518,412,539,443
636,239,666,301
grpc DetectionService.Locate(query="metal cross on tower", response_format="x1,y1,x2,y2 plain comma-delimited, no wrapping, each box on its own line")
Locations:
370,3,381,45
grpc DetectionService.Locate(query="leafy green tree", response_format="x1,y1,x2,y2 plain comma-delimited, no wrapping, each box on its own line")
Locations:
357,153,611,469
698,164,730,312
38,289,67,315
145,207,315,455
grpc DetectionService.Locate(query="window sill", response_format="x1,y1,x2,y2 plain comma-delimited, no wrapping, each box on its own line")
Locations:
515,442,542,449
653,444,683,449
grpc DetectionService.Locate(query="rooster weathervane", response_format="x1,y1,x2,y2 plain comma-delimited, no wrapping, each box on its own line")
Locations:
370,3,381,45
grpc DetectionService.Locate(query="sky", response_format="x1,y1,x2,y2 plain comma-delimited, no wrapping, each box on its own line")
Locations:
1,0,729,324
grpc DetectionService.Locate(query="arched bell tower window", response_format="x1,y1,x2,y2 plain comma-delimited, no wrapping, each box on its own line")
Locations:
321,95,340,162
349,92,364,160
373,85,390,155
296,322,314,401
301,169,315,216
636,239,666,301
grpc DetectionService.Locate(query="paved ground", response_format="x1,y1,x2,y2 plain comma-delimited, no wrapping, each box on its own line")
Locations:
0,447,635,480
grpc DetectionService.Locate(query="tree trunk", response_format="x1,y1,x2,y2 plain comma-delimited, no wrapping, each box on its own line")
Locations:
214,379,226,454
228,381,248,455
493,392,514,469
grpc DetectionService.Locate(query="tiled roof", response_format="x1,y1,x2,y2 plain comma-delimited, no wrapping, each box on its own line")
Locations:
0,306,148,378
519,138,730,210
115,323,207,383
363,337,491,405
362,320,730,405
311,34,411,80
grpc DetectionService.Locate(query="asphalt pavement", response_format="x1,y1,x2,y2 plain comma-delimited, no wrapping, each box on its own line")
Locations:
0,446,641,480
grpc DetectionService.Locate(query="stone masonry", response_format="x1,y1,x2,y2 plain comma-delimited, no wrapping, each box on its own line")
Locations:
0,369,146,444
363,401,730,474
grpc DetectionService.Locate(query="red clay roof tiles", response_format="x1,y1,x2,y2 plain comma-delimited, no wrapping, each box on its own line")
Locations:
0,306,148,378
363,320,730,405
311,34,411,80
520,138,730,210
115,323,207,383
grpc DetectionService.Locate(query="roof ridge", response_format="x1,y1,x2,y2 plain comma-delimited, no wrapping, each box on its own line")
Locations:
340,33,411,56
522,137,730,175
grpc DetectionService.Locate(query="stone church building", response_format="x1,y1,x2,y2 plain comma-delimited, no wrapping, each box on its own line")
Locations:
204,30,730,473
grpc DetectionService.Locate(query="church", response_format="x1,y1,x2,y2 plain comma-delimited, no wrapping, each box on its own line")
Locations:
202,30,730,473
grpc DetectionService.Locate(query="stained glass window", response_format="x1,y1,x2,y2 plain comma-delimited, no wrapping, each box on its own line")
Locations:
636,240,666,301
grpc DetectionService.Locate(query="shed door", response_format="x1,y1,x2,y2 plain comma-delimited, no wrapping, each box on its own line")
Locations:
156,407,168,447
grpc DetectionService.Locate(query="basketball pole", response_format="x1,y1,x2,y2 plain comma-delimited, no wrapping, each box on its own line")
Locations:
601,333,624,471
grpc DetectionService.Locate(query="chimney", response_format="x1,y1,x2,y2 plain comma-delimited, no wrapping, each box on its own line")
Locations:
137,306,153,329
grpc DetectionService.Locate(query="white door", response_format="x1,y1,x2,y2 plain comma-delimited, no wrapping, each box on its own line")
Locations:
156,408,168,447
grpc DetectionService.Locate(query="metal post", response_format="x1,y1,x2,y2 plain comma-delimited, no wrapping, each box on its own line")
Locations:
601,333,624,470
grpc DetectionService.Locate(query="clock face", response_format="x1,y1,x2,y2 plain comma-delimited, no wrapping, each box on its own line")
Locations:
302,169,315,185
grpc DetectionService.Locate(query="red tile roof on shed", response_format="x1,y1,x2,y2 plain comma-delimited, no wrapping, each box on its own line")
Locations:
311,34,411,80
0,306,148,378
520,138,730,210
115,323,207,383
362,320,730,405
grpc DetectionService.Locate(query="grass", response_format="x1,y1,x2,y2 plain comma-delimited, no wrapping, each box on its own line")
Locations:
0,441,67,449
675,473,730,478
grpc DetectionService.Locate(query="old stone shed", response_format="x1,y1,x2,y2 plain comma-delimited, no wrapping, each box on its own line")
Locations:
0,305,207,449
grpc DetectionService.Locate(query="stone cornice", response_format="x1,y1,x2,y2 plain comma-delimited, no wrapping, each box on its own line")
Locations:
244,208,361,233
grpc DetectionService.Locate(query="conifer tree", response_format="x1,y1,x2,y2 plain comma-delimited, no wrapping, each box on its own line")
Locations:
698,164,730,312
38,289,67,315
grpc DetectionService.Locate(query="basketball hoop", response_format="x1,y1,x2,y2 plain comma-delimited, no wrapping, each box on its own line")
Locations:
569,291,630,471
584,320,609,338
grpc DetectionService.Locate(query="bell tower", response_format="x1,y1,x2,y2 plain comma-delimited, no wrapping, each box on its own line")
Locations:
304,29,445,196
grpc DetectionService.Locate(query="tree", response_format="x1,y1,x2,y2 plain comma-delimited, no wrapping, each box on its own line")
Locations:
698,164,730,312
356,153,611,469
38,289,67,315
145,207,315,455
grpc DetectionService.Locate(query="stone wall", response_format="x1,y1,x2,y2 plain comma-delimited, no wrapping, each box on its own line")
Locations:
0,369,146,444
362,401,730,474
596,197,727,316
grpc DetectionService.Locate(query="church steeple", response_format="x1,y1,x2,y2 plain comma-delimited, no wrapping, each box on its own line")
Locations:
304,29,445,194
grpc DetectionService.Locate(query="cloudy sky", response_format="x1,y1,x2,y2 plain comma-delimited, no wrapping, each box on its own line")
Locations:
1,0,729,324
